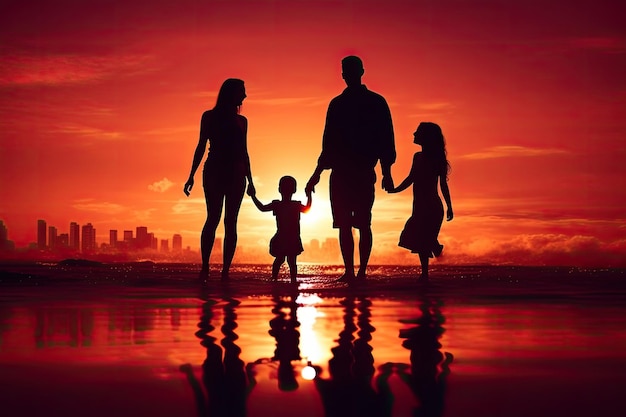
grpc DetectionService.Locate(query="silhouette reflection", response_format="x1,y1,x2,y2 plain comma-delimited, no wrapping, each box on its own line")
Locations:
267,286,301,390
314,296,392,417
181,292,255,417
389,297,452,417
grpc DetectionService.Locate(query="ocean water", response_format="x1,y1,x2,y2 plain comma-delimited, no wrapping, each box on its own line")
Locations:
0,263,625,417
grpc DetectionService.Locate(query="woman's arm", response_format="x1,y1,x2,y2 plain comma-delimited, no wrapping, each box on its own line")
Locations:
246,186,273,212
184,112,210,196
241,116,253,185
439,174,453,221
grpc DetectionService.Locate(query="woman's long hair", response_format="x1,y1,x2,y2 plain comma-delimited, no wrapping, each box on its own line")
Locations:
213,78,244,114
415,122,451,179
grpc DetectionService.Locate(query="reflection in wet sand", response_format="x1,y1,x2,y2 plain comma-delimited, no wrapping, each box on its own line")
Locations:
0,283,625,417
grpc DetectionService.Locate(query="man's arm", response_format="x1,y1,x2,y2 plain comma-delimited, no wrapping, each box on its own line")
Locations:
379,98,396,191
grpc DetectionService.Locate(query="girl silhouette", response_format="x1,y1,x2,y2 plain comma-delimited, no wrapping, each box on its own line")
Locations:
390,122,453,280
184,79,254,281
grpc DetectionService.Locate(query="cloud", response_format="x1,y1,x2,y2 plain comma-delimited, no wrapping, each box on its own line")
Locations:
569,36,626,54
172,198,205,215
72,199,127,214
459,145,569,160
148,178,174,193
0,53,153,86
246,97,326,106
409,101,456,118
51,124,123,140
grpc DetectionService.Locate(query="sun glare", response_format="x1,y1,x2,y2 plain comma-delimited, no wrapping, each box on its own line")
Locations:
301,198,329,228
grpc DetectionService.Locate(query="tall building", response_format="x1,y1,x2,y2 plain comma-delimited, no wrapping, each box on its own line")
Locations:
109,230,118,248
0,220,7,245
37,220,47,249
172,234,182,252
57,233,69,247
69,222,80,250
48,226,58,250
81,223,96,252
136,226,149,249
0,220,11,251
123,230,133,242
160,239,169,252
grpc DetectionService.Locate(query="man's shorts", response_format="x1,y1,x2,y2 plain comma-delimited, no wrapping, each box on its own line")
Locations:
329,170,376,229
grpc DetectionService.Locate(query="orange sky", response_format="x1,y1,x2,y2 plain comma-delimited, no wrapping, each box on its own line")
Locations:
1,0,625,266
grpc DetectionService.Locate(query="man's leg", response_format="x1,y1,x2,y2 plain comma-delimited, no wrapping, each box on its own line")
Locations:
339,226,355,280
357,226,372,279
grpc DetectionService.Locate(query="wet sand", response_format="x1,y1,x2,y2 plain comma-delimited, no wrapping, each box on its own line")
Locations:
1,262,625,417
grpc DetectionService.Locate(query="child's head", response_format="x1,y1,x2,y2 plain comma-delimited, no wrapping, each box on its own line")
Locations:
278,176,297,196
413,122,444,150
414,122,450,177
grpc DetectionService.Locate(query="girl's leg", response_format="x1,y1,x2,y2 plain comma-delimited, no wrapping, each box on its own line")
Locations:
222,178,246,279
287,256,297,283
418,253,429,280
201,184,225,277
272,256,285,280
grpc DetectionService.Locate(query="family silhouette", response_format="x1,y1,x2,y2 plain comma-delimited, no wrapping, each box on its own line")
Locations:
184,56,453,282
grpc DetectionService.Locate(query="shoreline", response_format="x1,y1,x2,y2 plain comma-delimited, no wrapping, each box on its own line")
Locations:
1,262,624,302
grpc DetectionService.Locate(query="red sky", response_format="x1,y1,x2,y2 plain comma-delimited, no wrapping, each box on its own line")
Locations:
1,0,625,266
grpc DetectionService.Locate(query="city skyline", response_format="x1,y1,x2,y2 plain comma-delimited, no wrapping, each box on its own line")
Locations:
0,217,345,264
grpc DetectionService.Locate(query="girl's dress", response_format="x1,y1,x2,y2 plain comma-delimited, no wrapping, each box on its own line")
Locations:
398,152,444,257
268,200,306,257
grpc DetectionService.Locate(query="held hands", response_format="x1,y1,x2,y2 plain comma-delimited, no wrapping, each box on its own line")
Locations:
305,173,321,195
183,177,194,196
382,174,394,192
447,208,454,221
246,183,256,197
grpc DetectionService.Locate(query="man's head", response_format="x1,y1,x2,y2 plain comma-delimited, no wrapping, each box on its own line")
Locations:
341,55,364,87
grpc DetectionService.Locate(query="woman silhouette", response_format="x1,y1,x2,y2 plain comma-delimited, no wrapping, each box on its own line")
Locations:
184,79,254,280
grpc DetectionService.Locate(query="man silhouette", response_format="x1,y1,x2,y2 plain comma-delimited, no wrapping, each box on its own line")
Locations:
306,56,396,281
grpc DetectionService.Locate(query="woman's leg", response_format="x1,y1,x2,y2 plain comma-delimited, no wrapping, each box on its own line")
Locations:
222,177,246,278
287,256,297,283
201,185,224,276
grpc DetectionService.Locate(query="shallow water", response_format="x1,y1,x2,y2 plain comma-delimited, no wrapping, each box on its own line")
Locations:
1,264,625,416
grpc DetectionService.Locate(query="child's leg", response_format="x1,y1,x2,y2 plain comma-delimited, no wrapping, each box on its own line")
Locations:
287,256,297,283
272,256,285,280
418,253,429,279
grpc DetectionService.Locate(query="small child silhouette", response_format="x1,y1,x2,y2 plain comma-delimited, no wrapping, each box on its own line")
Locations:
247,176,312,283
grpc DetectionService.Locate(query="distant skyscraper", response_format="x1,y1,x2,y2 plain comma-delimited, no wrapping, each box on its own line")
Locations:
69,222,80,250
48,226,57,249
172,234,182,252
123,230,133,242
0,220,7,241
160,239,169,252
81,223,96,252
57,233,69,247
0,220,9,250
136,226,150,249
110,230,118,247
37,220,47,249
